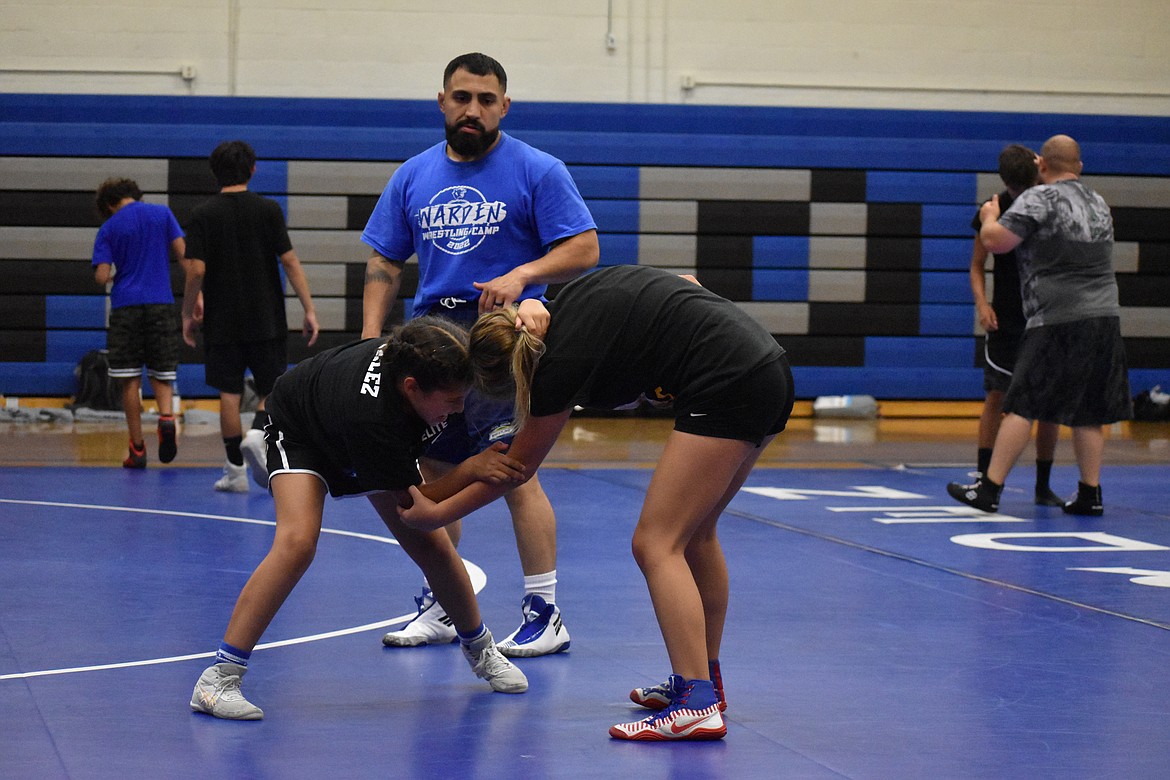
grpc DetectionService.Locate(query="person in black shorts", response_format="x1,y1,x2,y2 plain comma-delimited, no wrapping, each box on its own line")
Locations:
968,145,1062,505
91,177,186,468
399,265,795,741
182,140,320,493
189,317,529,721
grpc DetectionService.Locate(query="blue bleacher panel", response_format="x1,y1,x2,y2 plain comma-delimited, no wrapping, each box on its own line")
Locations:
583,199,638,233
596,234,638,265
566,166,640,199
792,366,984,399
918,304,976,336
45,296,106,329
865,172,976,204
919,271,975,304
45,330,107,364
920,238,974,270
921,205,978,239
864,337,972,368
752,236,810,268
753,270,810,302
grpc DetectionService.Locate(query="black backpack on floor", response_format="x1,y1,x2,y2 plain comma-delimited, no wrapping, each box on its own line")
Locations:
71,349,124,411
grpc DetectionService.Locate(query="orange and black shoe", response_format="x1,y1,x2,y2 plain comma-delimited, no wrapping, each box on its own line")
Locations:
158,416,177,463
123,440,147,469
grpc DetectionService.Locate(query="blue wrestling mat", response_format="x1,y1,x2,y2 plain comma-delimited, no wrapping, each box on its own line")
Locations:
2,463,1168,779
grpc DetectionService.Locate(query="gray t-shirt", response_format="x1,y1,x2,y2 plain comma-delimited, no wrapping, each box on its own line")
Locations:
998,179,1119,328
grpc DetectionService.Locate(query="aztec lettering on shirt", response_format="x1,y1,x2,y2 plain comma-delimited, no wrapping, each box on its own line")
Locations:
417,185,507,255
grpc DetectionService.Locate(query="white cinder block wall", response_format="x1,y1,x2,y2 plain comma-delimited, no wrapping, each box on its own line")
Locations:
0,0,1167,114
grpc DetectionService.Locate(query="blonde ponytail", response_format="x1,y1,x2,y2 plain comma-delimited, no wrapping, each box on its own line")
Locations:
468,308,546,429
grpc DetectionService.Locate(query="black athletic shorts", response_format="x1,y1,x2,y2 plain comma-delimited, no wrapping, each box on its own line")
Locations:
981,330,1021,394
204,337,287,396
261,420,371,499
107,303,180,380
1003,317,1133,426
673,355,794,446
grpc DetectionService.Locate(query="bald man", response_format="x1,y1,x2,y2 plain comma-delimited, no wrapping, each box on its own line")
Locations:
948,135,1132,516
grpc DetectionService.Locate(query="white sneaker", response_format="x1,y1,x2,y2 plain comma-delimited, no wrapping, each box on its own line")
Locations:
381,589,458,647
240,428,269,489
190,663,263,720
214,460,249,493
462,629,528,693
498,595,570,657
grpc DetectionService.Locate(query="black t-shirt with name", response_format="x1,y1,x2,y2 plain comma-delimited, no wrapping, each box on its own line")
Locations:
183,190,293,344
531,265,784,417
265,338,427,497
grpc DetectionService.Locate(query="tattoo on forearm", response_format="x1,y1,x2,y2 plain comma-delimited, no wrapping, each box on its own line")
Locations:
365,268,395,284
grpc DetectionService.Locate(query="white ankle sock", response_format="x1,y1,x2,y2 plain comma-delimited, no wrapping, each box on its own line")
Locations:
523,570,557,604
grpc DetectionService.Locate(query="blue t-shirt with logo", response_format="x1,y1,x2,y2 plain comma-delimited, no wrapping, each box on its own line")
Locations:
360,132,596,316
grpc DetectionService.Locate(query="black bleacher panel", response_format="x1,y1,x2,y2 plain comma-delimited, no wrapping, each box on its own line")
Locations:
167,159,219,196
347,195,379,230
809,303,919,336
0,192,101,227
0,296,46,329
694,268,753,302
810,169,866,203
0,261,94,295
776,335,865,367
168,193,216,225
696,235,752,269
344,262,368,299
696,201,810,236
866,203,921,237
1112,208,1170,242
1137,243,1170,273
865,237,921,270
1122,338,1170,369
865,270,923,303
1117,275,1170,306
0,330,46,361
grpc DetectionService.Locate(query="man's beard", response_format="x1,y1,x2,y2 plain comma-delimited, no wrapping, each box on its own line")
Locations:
445,120,499,159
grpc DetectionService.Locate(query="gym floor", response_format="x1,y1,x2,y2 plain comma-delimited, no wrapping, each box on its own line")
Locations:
2,410,1168,779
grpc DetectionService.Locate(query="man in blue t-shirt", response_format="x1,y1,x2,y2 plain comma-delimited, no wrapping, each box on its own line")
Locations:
92,177,185,469
361,52,598,657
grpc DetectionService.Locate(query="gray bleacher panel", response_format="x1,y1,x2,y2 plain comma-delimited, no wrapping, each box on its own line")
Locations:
809,270,868,302
637,200,697,234
1120,307,1170,338
295,263,349,297
639,167,811,201
0,227,93,260
287,160,401,195
809,237,867,269
0,157,169,191
735,302,810,335
286,229,369,264
636,235,697,267
287,196,350,229
810,203,868,235
285,297,347,332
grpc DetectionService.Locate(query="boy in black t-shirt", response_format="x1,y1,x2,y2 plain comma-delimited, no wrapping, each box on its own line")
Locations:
182,140,320,493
